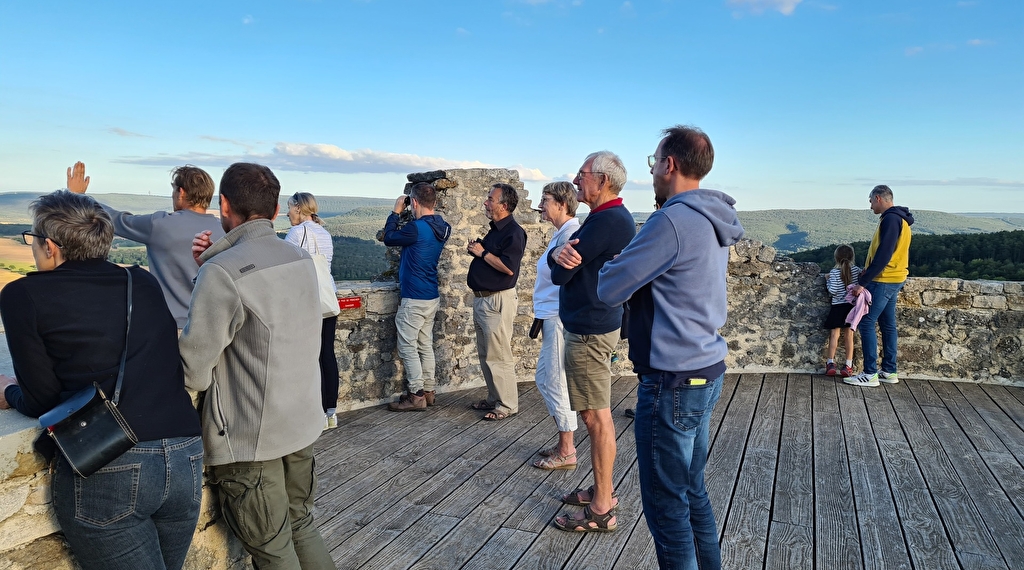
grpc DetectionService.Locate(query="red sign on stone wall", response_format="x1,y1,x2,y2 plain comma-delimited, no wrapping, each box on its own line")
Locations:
338,296,361,310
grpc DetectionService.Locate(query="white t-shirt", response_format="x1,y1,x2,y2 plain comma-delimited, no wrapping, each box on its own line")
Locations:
285,220,337,293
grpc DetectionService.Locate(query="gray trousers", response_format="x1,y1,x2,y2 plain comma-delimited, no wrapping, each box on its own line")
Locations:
395,297,441,393
473,288,518,414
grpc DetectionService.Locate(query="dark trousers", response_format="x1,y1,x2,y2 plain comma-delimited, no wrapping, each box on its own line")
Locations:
320,316,340,412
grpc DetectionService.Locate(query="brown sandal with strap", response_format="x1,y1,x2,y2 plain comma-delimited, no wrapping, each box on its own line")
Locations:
554,505,617,532
561,485,619,506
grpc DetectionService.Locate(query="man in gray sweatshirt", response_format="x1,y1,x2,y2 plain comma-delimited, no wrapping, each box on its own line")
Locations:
598,126,744,569
66,161,224,328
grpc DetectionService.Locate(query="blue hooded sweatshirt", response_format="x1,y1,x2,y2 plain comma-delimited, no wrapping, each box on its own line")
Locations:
597,189,745,376
383,213,451,300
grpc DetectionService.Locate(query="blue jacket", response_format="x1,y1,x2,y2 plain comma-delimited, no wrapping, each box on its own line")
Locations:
383,213,451,300
598,190,744,374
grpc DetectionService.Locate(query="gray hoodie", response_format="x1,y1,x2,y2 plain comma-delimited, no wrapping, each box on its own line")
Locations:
598,189,745,374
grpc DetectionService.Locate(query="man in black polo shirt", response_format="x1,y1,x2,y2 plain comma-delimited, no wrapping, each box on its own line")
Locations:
466,183,527,420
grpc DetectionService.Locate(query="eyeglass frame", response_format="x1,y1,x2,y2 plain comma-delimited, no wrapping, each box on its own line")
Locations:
575,170,605,181
647,154,667,168
21,231,63,248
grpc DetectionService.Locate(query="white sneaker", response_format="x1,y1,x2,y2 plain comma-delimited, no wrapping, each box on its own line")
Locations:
878,371,899,384
844,373,880,387
324,413,338,430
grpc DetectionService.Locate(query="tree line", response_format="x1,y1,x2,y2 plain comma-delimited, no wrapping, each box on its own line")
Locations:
790,230,1024,281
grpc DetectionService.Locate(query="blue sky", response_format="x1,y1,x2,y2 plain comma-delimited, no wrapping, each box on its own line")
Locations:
1,0,1021,213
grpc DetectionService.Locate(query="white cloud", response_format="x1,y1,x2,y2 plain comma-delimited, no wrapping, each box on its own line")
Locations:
966,39,991,46
621,1,635,16
511,166,548,181
904,46,924,56
728,0,803,15
456,27,470,36
242,15,254,25
109,127,152,138
114,142,548,179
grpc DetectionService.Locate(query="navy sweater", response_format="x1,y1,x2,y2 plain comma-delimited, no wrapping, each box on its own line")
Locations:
549,202,635,335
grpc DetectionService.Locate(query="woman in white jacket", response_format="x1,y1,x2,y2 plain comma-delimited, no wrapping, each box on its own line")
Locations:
284,192,340,429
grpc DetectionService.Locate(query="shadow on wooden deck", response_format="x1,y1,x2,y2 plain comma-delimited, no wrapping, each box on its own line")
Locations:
313,374,1024,569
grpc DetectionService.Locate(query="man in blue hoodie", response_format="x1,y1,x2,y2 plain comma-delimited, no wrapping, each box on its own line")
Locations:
383,182,452,411
598,126,744,569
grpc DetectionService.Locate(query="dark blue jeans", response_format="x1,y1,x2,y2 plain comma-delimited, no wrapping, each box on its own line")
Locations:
52,436,204,570
857,281,904,375
636,373,723,570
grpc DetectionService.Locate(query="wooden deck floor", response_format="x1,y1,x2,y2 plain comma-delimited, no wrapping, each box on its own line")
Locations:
312,374,1024,569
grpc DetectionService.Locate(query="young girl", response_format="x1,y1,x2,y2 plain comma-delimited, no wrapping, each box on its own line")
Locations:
824,244,862,377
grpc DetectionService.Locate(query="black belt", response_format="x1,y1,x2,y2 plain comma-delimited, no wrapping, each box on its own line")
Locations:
473,290,497,298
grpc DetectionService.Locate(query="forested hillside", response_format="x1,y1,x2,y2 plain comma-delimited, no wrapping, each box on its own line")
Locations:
789,230,1024,281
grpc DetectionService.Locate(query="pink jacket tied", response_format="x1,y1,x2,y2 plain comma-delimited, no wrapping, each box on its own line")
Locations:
845,285,872,329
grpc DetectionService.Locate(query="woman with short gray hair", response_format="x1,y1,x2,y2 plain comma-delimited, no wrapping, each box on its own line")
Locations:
0,189,203,570
531,181,581,469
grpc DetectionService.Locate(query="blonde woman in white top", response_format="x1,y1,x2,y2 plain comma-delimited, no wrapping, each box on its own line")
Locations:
284,192,340,429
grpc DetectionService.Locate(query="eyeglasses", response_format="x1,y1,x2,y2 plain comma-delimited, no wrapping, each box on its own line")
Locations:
647,155,665,168
21,231,62,248
576,171,605,180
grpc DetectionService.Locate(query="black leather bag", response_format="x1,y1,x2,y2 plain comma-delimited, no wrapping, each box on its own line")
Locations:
37,268,139,478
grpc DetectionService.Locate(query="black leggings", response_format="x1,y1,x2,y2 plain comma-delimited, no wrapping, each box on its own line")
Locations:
320,316,340,413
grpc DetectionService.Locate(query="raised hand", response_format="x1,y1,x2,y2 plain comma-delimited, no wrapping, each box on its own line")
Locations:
66,161,90,194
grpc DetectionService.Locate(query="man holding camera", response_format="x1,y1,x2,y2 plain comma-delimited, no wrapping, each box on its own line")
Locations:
382,182,451,411
466,183,527,421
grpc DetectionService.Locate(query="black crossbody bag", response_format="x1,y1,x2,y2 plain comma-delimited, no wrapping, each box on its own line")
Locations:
37,267,139,477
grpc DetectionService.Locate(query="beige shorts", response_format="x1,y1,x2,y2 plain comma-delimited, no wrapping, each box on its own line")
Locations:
564,330,618,411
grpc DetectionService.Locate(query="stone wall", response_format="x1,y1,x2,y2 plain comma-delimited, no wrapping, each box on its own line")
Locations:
330,168,632,409
724,240,1024,384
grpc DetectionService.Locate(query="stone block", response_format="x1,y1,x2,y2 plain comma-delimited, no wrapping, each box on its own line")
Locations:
1004,282,1022,294
0,511,59,552
978,281,1004,294
0,535,76,570
922,291,972,309
972,296,1007,310
0,481,29,522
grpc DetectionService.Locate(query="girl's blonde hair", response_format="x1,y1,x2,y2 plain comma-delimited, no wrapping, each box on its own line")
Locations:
287,192,322,225
834,244,856,286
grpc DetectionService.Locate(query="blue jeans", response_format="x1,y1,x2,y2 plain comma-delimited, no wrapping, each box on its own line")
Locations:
636,373,723,570
52,436,204,570
856,281,904,375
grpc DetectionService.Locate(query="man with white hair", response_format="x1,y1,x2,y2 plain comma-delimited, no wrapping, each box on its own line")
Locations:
550,151,635,533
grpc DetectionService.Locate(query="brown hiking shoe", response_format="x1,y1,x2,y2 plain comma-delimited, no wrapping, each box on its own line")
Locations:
424,391,435,406
388,392,427,412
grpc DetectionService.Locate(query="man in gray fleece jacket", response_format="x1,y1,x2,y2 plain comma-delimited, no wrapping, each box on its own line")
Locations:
180,163,334,570
598,126,744,570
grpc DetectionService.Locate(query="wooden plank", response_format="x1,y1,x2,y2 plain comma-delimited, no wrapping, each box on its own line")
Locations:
838,386,913,570
318,388,548,549
708,373,741,448
856,383,962,570
885,381,1007,567
921,403,1024,568
357,513,462,570
812,375,863,570
956,383,1024,465
980,450,1024,520
612,512,659,569
771,374,813,527
980,385,1024,430
461,527,537,570
764,522,814,570
720,372,786,568
705,373,762,538
931,381,1010,454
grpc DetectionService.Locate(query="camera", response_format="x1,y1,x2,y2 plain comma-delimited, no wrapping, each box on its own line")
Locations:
404,196,411,207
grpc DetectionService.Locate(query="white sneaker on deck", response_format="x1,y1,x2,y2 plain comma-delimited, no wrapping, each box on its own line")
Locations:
878,371,899,384
324,413,338,430
844,373,880,387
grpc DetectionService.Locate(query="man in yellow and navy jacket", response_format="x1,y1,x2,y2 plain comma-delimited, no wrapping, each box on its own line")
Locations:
845,184,914,387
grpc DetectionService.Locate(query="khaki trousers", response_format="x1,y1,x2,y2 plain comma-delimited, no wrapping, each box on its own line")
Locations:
473,288,518,414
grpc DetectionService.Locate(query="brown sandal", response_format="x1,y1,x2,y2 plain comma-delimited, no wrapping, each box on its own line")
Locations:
561,485,619,506
554,505,617,532
532,452,576,470
483,410,514,421
470,400,496,411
